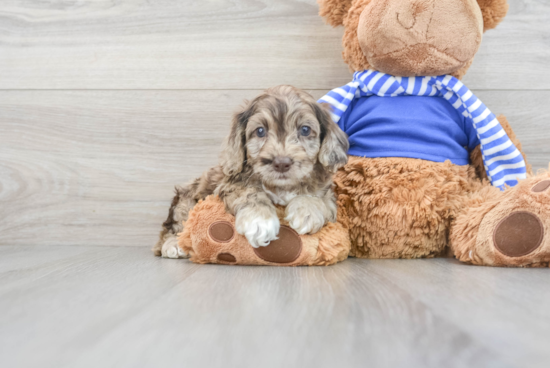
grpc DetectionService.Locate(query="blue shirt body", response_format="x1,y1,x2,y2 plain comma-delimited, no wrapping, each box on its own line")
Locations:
338,95,480,165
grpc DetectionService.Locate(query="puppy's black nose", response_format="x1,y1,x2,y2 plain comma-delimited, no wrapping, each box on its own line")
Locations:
273,157,292,173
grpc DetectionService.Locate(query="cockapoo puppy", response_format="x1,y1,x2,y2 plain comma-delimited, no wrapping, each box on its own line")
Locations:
153,85,349,258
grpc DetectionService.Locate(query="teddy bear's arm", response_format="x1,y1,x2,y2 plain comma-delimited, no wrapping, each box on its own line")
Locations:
470,114,533,180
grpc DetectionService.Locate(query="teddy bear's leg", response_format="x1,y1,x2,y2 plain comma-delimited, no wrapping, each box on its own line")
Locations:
450,172,550,267
334,156,476,259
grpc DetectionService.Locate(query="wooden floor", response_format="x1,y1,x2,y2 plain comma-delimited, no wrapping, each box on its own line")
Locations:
1,246,549,368
1,1,550,367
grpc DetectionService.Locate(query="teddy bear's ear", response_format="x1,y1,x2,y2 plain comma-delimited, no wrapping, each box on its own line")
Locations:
477,0,509,31
318,0,354,27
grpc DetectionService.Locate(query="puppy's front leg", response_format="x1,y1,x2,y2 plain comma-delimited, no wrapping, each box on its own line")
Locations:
228,191,280,248
285,194,336,235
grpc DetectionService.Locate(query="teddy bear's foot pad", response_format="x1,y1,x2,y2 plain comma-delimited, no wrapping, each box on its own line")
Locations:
209,222,302,264
453,175,550,267
253,226,302,264
217,253,237,263
493,211,544,258
531,179,550,193
484,176,550,266
209,221,236,243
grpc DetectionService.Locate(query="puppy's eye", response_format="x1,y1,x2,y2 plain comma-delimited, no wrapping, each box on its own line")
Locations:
256,127,266,138
300,126,311,137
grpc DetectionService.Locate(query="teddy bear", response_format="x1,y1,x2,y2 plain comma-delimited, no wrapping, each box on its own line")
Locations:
319,0,550,267
179,0,550,267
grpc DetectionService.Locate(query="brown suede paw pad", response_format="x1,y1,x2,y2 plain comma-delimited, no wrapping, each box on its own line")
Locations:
217,253,237,263
253,226,302,264
532,180,550,193
493,211,544,258
208,221,235,243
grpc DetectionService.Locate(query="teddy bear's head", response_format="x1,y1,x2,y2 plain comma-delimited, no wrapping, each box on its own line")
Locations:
319,0,509,78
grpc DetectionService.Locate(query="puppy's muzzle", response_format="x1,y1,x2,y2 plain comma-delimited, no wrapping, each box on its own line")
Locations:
273,157,293,173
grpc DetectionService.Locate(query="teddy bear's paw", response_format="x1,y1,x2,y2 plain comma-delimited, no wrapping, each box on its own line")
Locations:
466,176,550,267
161,237,188,259
491,178,550,263
253,226,303,264
235,207,280,248
493,211,544,259
285,196,326,235
207,221,302,264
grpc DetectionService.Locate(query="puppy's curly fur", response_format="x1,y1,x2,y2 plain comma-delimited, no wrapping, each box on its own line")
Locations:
153,85,349,258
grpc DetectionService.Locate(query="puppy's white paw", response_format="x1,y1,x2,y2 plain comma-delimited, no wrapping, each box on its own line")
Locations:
285,196,327,235
235,207,280,248
161,237,188,259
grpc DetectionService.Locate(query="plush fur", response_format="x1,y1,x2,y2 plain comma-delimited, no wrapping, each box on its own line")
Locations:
319,0,550,267
451,170,550,267
334,156,485,259
319,0,507,77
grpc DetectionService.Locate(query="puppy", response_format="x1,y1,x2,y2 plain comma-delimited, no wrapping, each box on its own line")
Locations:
153,85,349,258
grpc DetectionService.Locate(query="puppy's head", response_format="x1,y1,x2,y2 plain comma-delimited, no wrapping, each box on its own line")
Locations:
220,85,349,187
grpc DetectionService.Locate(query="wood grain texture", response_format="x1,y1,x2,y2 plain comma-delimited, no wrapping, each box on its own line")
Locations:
1,90,549,247
0,0,548,90
0,247,548,368
0,90,251,247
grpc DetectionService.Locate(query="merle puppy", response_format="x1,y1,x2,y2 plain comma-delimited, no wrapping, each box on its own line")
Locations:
153,85,349,258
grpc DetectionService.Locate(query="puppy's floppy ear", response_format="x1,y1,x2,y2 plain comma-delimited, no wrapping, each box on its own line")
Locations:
314,102,349,172
318,0,354,27
220,100,256,176
477,0,509,31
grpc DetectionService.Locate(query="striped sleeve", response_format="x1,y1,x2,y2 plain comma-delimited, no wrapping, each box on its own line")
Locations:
437,77,526,189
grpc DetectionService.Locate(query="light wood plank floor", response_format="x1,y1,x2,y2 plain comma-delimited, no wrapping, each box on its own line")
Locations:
1,246,549,368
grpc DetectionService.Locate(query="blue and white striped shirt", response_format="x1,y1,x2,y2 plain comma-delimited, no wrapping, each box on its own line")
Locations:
319,70,527,189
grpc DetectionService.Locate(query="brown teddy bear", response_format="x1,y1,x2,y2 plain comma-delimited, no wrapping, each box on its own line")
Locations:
179,0,550,267
319,0,550,267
